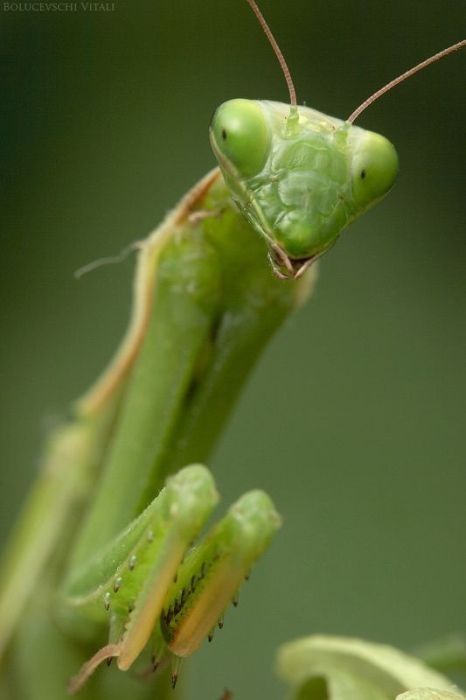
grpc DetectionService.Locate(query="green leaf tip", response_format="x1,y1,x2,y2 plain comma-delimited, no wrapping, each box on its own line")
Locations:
277,635,464,700
397,690,466,700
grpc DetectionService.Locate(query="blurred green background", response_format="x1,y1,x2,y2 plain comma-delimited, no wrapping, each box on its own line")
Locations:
1,0,465,698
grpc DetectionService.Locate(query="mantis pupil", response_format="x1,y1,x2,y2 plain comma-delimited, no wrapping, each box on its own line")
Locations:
361,169,366,179
221,129,227,140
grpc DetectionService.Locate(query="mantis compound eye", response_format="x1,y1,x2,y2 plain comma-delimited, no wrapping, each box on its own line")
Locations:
350,130,399,211
210,98,271,177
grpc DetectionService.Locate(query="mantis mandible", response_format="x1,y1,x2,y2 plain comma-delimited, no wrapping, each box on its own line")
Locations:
0,1,464,698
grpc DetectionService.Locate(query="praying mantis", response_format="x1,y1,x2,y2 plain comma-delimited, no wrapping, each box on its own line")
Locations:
0,1,464,699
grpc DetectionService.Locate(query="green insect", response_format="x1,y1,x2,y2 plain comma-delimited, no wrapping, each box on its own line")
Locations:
0,1,463,698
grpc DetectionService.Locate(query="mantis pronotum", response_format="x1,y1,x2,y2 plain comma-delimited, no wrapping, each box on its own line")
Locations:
0,1,464,698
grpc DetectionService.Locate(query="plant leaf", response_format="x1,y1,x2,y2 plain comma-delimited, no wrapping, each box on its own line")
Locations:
277,636,463,700
397,689,466,700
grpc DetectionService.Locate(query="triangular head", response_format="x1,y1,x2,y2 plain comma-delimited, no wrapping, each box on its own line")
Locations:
210,98,398,278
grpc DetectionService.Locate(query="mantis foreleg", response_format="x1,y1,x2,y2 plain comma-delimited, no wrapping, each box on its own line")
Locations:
0,170,314,697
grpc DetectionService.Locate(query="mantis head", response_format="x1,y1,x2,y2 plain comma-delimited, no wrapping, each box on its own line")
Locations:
210,0,464,279
210,98,398,277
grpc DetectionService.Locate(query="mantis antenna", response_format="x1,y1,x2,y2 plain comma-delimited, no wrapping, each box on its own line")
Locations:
245,0,298,109
347,39,466,123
